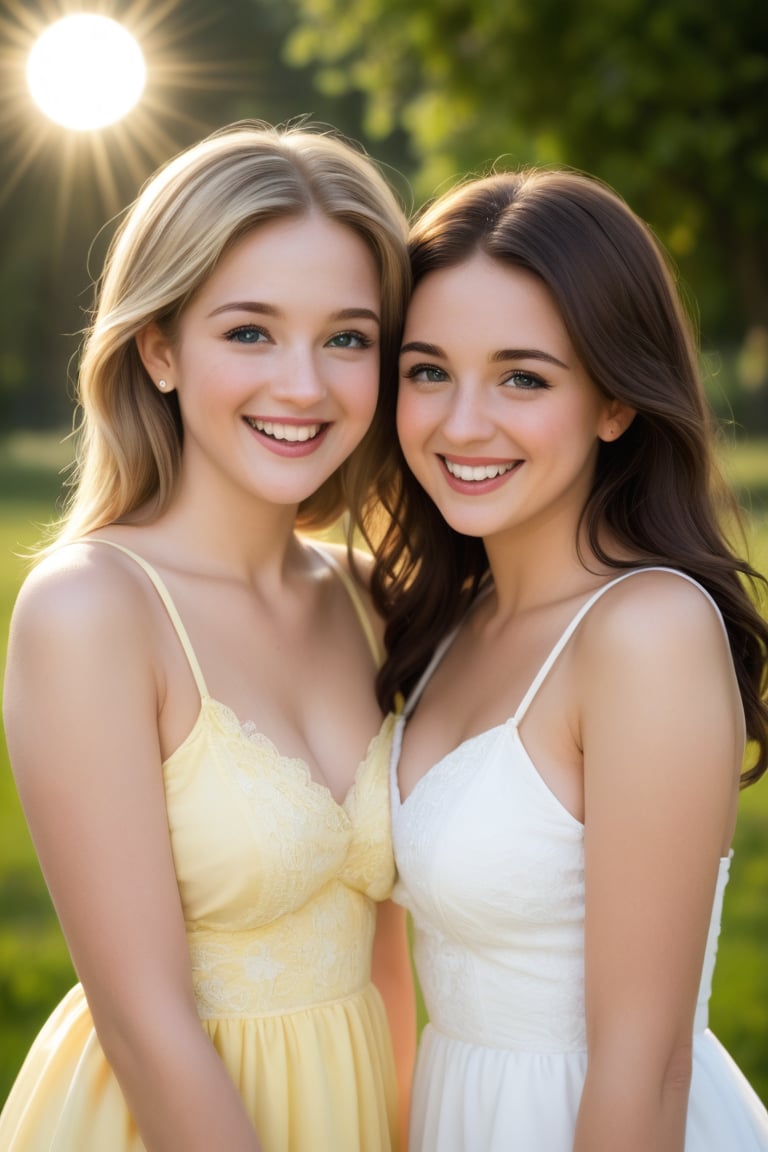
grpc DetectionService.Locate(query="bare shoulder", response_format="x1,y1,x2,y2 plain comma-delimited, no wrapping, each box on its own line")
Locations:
4,542,163,782
572,569,739,730
311,538,374,587
580,568,729,664
309,538,379,606
9,541,154,652
307,539,384,649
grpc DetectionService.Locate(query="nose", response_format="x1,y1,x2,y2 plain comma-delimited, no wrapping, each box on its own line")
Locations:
269,345,327,408
441,383,495,445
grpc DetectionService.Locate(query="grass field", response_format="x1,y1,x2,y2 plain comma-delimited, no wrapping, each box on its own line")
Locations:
1,431,767,1108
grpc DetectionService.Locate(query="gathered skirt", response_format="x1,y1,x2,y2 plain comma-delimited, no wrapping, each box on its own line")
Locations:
409,1022,768,1151
0,982,398,1151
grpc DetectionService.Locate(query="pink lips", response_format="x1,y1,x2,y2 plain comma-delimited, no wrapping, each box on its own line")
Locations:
440,455,522,493
244,416,330,457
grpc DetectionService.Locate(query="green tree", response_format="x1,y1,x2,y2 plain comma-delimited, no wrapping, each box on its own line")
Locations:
284,0,768,339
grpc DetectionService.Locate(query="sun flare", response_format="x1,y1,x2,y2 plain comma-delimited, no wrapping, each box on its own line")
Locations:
1,0,250,223
26,14,146,131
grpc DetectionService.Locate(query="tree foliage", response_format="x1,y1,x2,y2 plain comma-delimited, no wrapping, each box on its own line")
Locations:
1,0,766,431
284,0,768,338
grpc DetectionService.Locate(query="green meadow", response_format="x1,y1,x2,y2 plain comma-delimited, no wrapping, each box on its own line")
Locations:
1,431,767,1107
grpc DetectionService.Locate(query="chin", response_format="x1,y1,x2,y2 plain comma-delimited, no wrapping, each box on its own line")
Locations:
438,513,490,539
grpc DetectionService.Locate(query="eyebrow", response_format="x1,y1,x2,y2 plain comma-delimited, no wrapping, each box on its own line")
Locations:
208,301,380,324
400,340,569,370
492,347,570,370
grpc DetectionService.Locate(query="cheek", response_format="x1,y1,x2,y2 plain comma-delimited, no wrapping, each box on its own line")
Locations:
175,344,240,398
520,402,590,448
347,364,380,427
561,400,607,454
396,388,426,451
396,391,436,486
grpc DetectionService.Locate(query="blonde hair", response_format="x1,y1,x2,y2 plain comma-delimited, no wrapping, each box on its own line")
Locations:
54,120,410,545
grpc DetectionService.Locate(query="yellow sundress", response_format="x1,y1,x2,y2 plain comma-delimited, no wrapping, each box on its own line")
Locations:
0,541,398,1151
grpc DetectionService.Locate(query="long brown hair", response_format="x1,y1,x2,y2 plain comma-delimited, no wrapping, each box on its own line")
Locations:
366,169,768,786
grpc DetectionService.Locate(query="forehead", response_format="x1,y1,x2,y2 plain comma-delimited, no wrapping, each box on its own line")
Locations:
200,213,381,302
409,253,555,322
404,253,575,361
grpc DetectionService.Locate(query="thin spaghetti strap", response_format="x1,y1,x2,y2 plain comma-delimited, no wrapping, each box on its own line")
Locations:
308,543,383,668
80,539,210,700
513,565,727,725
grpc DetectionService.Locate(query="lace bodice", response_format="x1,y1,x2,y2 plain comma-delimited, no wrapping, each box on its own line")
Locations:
172,702,396,1017
391,569,733,1051
88,540,396,1019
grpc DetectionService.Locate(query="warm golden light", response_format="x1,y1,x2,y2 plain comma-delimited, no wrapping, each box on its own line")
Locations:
26,14,146,130
1,0,244,224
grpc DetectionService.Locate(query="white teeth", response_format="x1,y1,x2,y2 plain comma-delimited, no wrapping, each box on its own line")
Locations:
444,459,517,481
248,418,322,442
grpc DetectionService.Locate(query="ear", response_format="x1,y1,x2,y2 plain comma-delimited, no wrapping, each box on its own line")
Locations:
136,322,177,395
598,399,635,444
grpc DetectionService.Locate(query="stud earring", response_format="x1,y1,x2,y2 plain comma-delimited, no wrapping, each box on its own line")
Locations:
157,379,168,392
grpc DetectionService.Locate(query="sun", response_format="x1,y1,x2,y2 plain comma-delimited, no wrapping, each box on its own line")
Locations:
26,14,146,131
0,0,254,223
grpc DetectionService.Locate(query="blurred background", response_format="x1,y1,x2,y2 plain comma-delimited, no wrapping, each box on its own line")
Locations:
1,0,768,436
1,0,767,1109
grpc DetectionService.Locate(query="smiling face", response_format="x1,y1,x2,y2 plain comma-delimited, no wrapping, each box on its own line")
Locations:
397,253,627,547
139,212,381,512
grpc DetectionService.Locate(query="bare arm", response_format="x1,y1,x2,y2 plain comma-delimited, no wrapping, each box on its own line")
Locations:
573,574,742,1152
372,898,416,1151
3,551,263,1151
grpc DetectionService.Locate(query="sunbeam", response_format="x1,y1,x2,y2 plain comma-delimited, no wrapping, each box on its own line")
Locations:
0,0,255,229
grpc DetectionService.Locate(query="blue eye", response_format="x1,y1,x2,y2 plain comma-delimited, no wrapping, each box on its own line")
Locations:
327,330,373,349
225,325,268,344
502,370,548,390
403,363,447,384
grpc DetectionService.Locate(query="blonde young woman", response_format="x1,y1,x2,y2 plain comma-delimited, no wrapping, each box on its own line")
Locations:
1,122,414,1152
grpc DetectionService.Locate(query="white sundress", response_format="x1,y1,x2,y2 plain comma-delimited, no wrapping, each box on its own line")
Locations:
391,568,768,1151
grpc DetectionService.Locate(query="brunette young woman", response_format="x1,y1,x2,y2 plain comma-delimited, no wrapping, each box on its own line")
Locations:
1,121,415,1152
369,169,768,1151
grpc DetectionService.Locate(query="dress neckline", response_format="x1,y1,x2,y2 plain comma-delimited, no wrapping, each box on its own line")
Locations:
394,566,727,812
167,695,393,813
79,537,386,811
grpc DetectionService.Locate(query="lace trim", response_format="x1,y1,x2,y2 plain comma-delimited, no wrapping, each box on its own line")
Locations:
209,696,391,811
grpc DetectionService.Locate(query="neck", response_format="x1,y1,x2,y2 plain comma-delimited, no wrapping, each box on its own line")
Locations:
482,516,613,619
142,466,309,587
